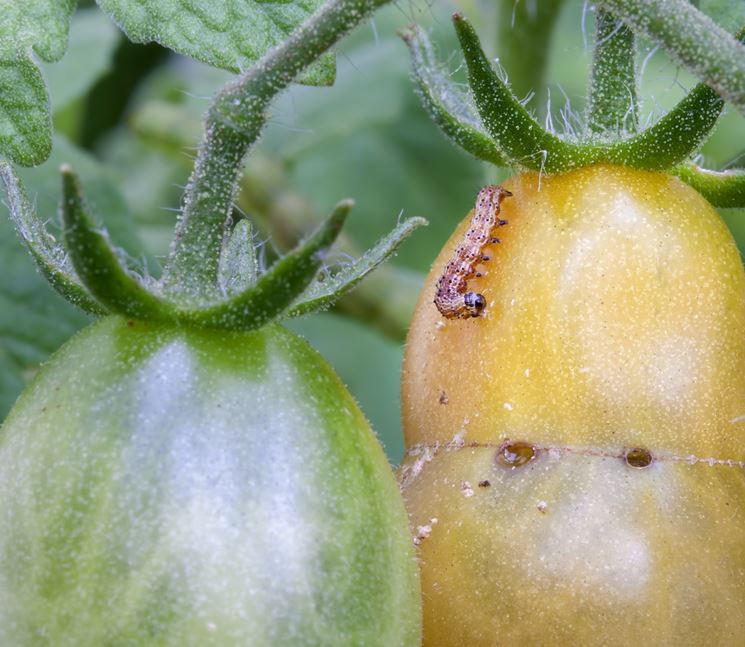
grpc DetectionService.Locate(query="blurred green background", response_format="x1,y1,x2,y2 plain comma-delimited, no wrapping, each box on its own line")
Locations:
1,0,743,464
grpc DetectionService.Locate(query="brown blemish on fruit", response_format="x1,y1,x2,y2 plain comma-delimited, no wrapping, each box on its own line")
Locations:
625,447,654,469
399,440,745,491
439,391,449,405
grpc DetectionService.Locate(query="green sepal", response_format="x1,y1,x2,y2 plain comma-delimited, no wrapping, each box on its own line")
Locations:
453,13,725,174
181,200,352,330
218,219,258,296
400,25,505,166
614,83,723,169
0,160,104,314
452,13,574,172
673,165,745,208
284,215,427,318
60,165,173,320
60,167,355,330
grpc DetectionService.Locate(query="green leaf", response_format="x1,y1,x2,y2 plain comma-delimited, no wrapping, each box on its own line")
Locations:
0,58,51,167
285,215,427,317
95,0,336,85
0,0,77,165
401,25,505,166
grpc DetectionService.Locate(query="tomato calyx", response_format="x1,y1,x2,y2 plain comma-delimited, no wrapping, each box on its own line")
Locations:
0,162,426,331
402,15,745,208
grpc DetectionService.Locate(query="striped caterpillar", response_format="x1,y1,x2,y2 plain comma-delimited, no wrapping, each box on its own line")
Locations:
434,185,512,319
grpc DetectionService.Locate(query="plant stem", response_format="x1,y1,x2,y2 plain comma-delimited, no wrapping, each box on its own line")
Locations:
161,0,391,301
586,9,638,135
596,0,745,115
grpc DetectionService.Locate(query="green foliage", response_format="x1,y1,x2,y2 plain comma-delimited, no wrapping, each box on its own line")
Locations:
0,0,76,165
96,0,335,85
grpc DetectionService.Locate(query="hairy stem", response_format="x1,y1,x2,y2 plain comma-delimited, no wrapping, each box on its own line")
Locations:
596,0,745,114
161,0,390,301
586,8,638,135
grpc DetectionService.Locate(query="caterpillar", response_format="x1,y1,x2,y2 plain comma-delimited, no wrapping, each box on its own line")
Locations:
434,185,512,319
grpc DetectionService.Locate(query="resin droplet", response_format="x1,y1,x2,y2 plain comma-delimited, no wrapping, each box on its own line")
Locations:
624,447,653,469
495,441,536,468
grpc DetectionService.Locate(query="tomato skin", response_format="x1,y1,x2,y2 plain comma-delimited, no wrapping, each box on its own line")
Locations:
0,317,421,646
400,165,745,645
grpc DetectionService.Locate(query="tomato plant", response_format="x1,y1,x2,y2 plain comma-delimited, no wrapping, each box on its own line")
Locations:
0,0,429,643
1,1,745,646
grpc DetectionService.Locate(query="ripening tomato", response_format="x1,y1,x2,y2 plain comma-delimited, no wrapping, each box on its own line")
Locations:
400,164,745,645
0,317,421,646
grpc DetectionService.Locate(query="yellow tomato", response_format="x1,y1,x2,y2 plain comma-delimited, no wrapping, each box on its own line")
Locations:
400,165,745,646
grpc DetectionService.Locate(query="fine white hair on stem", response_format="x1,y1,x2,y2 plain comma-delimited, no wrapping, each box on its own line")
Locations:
581,1,591,54
544,87,555,134
638,44,660,88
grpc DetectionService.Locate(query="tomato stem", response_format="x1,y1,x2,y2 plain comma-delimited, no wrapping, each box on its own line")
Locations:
596,0,745,116
161,0,392,302
586,9,638,136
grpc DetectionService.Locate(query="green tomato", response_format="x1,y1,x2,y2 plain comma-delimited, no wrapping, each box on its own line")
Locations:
0,316,420,646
